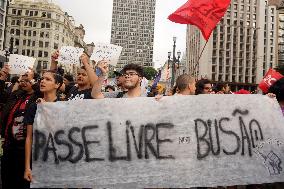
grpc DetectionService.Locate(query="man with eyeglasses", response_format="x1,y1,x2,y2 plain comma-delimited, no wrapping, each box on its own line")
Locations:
92,63,146,98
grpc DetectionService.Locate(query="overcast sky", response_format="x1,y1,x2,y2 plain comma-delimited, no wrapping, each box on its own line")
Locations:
52,0,187,68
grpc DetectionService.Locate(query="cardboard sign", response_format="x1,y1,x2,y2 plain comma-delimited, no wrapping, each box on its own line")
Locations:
90,43,122,66
58,46,84,66
8,54,36,75
31,95,284,188
259,69,284,93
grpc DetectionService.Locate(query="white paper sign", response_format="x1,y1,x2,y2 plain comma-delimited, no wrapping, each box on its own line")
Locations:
90,43,122,66
32,95,284,188
8,54,36,75
268,0,284,7
58,46,84,66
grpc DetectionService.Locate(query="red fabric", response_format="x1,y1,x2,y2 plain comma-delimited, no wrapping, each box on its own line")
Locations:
258,69,284,93
234,89,251,94
168,0,231,40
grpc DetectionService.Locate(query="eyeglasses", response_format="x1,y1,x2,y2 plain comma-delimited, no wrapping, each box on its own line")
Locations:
122,72,140,77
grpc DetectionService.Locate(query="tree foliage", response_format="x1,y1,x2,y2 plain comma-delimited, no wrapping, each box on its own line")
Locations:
143,67,157,80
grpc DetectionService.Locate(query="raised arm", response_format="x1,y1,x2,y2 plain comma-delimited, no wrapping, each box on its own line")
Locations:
50,50,59,71
24,124,33,182
91,61,109,99
80,53,98,87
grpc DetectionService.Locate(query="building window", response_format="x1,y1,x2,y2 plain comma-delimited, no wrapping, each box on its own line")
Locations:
38,51,43,57
43,61,48,69
15,39,19,46
39,41,43,48
44,51,48,57
54,43,58,49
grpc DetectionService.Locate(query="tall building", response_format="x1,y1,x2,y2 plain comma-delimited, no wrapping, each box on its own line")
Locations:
110,0,156,69
4,0,86,73
278,7,284,66
0,0,8,67
185,0,278,91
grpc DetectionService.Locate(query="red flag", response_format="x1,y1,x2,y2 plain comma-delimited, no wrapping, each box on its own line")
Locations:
259,69,284,93
168,0,231,40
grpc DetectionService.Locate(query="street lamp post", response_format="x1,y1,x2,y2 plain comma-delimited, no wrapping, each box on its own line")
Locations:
168,37,181,87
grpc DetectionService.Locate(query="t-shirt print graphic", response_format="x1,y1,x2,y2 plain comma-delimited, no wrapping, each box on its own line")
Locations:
12,115,25,140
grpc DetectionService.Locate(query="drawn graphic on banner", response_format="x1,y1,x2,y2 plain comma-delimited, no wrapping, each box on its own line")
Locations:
31,95,284,188
58,46,84,66
90,43,122,66
8,54,36,75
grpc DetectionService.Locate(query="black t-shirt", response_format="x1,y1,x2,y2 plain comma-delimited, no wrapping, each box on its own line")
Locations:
68,86,92,101
23,103,37,126
24,98,60,127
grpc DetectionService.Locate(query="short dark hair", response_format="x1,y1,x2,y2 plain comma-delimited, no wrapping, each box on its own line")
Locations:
105,85,115,92
11,76,19,84
121,63,144,77
268,78,284,102
195,79,211,95
45,70,64,89
64,74,74,82
215,82,228,92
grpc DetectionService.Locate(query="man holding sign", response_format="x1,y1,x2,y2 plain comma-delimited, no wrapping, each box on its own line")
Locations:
92,63,146,98
50,50,98,101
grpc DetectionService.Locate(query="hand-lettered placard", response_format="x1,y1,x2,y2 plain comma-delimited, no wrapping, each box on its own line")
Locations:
31,95,284,188
90,43,122,66
8,54,36,75
58,46,84,66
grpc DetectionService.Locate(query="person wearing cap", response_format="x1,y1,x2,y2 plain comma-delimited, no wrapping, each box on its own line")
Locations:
92,62,146,98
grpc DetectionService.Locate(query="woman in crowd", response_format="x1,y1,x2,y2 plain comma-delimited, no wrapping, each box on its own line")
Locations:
24,70,63,183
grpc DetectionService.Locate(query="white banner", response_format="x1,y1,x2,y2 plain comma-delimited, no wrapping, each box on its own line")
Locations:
32,95,284,188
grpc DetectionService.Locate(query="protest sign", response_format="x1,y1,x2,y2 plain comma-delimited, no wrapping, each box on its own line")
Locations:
90,43,122,66
268,0,284,7
32,95,284,188
58,46,84,66
8,54,36,75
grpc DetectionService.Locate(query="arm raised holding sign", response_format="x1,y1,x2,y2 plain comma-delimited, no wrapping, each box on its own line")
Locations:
50,50,59,71
91,60,109,99
80,53,98,87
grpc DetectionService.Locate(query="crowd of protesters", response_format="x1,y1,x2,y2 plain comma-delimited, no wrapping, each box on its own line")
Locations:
0,50,283,189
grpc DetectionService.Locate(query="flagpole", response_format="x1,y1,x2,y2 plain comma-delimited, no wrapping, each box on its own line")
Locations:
193,40,208,76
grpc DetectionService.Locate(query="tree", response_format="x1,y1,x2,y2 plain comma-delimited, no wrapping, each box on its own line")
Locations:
143,67,157,80
275,64,284,75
